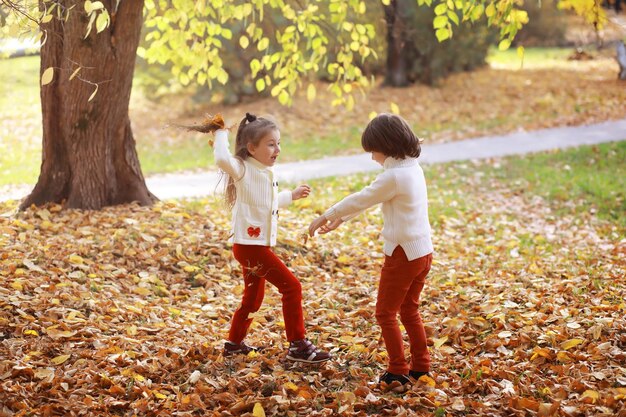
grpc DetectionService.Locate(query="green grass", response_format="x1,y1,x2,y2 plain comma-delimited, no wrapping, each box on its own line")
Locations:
0,55,42,186
137,137,212,175
429,141,626,232
483,141,625,231
487,46,577,69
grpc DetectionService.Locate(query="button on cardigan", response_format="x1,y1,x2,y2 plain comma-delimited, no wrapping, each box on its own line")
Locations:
323,157,433,261
213,130,292,246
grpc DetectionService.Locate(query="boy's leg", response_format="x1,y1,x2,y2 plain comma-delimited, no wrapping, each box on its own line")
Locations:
376,247,422,375
399,253,432,373
228,245,267,343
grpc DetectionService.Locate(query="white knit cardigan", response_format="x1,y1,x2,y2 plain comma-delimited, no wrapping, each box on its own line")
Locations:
323,157,433,261
214,130,292,246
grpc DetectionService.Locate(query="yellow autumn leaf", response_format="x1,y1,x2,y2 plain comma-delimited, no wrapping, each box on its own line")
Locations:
122,369,145,382
96,11,109,33
528,263,544,275
418,375,436,387
126,325,137,336
390,102,400,114
580,389,599,404
253,403,265,417
433,336,448,349
10,281,23,291
239,35,249,49
284,382,298,392
23,329,39,336
41,67,54,86
88,84,99,102
153,390,167,399
560,338,583,350
337,255,352,263
133,287,151,296
69,254,84,264
183,265,200,273
51,354,71,365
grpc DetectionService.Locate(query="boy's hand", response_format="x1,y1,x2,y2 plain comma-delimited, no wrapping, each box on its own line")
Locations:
308,215,328,237
318,218,343,234
292,184,311,200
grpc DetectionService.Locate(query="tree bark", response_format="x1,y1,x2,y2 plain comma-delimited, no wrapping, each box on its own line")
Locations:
383,0,409,87
20,0,156,210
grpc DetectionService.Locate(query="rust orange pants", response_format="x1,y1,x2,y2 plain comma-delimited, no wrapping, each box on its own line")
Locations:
376,247,432,375
228,244,306,343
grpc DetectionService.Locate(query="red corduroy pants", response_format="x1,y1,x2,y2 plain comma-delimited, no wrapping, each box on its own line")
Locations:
228,244,306,343
375,247,432,375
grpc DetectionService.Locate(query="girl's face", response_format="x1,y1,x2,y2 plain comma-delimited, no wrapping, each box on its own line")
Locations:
371,151,387,166
247,129,281,167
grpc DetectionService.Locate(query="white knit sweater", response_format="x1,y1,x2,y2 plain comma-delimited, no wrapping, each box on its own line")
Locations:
214,130,292,246
323,157,433,261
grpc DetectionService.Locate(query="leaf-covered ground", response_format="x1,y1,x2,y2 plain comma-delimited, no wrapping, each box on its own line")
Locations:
1,152,625,416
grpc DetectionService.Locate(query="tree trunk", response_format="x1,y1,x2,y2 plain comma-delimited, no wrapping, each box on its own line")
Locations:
20,0,156,210
383,0,409,87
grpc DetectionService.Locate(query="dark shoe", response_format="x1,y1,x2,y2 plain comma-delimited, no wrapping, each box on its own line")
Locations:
409,370,430,380
380,371,411,385
286,339,331,363
223,341,260,357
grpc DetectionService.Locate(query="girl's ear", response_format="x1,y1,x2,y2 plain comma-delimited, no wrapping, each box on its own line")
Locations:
246,142,256,156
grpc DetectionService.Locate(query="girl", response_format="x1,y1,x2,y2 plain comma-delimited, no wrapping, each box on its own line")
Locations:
208,112,330,364
308,113,433,384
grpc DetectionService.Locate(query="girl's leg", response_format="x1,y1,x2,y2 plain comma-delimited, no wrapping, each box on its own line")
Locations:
228,244,267,343
231,244,306,342
376,247,422,375
399,254,432,373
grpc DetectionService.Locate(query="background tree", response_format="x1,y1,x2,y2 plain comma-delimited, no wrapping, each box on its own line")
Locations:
0,0,606,210
27,1,151,210
381,0,497,86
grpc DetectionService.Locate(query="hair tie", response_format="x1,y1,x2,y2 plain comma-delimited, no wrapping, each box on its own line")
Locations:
245,112,257,123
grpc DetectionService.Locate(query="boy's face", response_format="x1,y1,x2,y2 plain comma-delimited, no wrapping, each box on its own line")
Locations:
371,151,387,166
248,129,281,166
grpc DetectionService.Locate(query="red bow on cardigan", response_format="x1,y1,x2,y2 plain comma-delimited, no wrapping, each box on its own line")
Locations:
247,226,261,238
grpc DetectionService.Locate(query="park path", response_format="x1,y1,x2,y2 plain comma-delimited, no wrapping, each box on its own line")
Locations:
1,118,625,202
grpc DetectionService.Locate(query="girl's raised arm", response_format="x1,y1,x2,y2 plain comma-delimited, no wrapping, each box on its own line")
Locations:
214,129,244,179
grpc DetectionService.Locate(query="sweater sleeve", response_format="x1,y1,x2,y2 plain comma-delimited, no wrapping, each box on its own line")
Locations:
278,189,292,208
340,209,365,222
324,172,396,221
214,129,244,179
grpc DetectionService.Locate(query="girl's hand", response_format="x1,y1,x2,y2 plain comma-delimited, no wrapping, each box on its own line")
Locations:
318,218,343,234
292,184,311,200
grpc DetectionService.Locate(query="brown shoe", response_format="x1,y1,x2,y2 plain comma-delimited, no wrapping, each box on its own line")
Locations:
223,341,260,357
286,339,331,363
